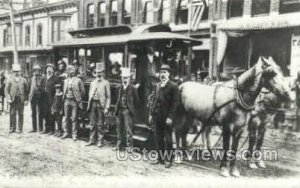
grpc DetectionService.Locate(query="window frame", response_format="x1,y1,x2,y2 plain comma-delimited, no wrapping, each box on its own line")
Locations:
176,0,188,25
122,0,132,24
87,3,95,28
143,0,154,23
252,0,270,16
279,0,300,14
51,16,69,42
227,0,244,18
25,25,31,46
98,1,106,27
110,0,118,26
37,24,43,46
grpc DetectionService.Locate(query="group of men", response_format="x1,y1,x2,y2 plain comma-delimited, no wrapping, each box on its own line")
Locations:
4,54,180,168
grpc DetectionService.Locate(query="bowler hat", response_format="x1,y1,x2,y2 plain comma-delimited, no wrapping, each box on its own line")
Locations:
67,65,76,74
95,62,105,73
12,64,21,72
160,64,171,72
46,63,55,70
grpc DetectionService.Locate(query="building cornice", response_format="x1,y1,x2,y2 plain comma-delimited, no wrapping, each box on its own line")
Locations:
0,0,78,20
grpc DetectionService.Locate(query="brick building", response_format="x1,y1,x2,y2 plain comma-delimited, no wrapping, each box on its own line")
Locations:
212,0,300,79
0,0,78,76
66,0,213,79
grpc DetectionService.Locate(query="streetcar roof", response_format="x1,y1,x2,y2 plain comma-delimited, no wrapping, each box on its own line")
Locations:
50,32,202,47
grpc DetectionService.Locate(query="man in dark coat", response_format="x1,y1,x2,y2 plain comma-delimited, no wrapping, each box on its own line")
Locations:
114,67,139,151
149,64,180,168
0,71,6,114
29,64,45,133
43,64,58,135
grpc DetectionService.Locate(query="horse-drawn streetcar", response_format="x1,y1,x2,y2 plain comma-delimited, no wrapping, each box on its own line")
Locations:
51,24,202,147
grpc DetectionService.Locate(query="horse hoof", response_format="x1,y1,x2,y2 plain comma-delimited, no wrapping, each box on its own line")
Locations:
231,167,241,177
257,160,266,168
248,162,258,169
220,167,230,177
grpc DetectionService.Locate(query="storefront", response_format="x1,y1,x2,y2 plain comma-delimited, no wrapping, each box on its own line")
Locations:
216,14,300,79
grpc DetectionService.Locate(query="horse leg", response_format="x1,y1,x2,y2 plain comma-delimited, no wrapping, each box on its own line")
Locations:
205,126,212,150
248,115,258,169
220,125,230,177
256,122,266,168
230,126,243,177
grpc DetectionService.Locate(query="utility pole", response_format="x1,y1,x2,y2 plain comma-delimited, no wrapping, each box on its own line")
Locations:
4,0,19,65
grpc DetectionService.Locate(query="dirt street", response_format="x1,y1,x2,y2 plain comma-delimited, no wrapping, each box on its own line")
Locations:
0,106,299,186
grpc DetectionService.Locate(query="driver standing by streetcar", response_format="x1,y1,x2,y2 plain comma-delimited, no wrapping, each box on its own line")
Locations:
149,64,180,168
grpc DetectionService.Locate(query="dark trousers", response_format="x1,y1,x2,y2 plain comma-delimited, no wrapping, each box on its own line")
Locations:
153,113,174,162
89,100,105,144
63,98,78,139
116,108,133,148
54,112,63,135
10,96,24,132
46,101,55,133
1,95,4,112
30,94,43,131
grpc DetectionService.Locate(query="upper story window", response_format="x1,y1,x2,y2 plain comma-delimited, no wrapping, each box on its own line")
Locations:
280,0,300,14
25,25,31,46
98,2,106,27
144,1,154,23
161,0,171,23
3,28,11,47
227,0,244,18
16,24,22,46
122,0,131,24
37,24,42,45
87,4,95,28
252,0,270,15
176,0,188,24
52,17,69,42
110,0,118,26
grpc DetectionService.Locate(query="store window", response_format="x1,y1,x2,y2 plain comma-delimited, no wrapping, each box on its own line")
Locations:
87,4,95,28
98,2,106,27
252,0,270,15
122,0,131,24
37,24,43,45
110,0,118,26
143,1,153,23
227,0,244,18
25,25,30,46
279,0,300,14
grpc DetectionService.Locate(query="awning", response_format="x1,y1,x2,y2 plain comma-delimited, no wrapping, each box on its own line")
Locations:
50,32,202,47
218,13,300,30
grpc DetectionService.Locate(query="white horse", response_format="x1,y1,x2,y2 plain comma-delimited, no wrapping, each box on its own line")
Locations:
177,56,290,177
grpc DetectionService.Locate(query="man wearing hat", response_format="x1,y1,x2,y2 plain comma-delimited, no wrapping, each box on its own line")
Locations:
55,60,67,84
149,64,180,168
28,64,45,133
62,65,85,140
73,59,84,78
113,67,139,151
86,62,110,147
5,64,29,133
43,63,58,135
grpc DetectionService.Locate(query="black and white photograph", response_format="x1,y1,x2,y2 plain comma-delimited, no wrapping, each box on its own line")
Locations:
0,0,299,187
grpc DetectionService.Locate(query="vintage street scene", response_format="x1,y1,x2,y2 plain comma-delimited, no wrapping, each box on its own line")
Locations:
0,0,300,187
